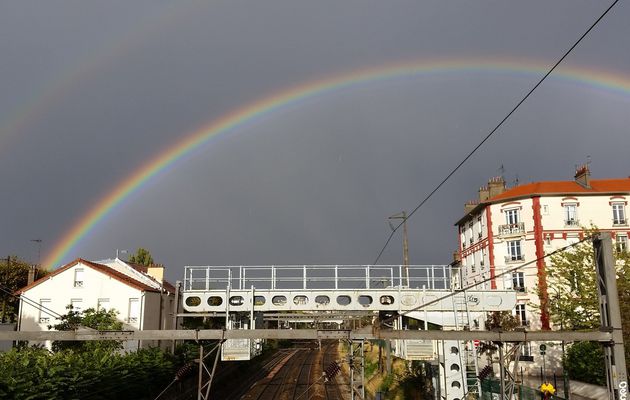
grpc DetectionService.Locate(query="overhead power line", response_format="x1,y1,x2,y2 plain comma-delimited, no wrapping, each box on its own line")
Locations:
0,283,64,320
380,235,594,326
372,0,620,265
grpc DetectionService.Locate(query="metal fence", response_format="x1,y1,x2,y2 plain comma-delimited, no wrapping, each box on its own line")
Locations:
480,380,567,400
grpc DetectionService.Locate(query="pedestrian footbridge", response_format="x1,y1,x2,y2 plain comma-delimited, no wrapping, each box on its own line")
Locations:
182,264,516,314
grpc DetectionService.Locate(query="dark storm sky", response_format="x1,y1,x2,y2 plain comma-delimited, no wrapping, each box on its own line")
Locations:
1,1,629,282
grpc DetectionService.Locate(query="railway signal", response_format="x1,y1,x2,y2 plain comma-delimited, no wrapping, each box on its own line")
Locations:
324,361,341,382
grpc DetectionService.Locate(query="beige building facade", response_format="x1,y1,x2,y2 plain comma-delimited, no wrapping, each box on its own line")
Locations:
17,258,178,350
455,166,629,372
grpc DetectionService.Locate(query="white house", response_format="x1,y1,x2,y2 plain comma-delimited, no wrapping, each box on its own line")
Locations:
17,258,178,351
455,165,630,373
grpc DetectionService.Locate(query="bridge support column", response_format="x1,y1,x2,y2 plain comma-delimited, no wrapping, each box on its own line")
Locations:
348,339,365,400
197,340,224,400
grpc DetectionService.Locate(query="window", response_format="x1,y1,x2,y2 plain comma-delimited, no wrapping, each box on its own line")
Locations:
612,203,627,225
39,299,51,323
74,268,84,287
542,205,549,215
506,240,523,262
97,298,110,311
544,234,552,247
521,342,532,357
70,299,83,312
617,235,628,253
128,298,140,324
512,272,525,292
505,209,519,225
564,204,578,226
514,304,527,326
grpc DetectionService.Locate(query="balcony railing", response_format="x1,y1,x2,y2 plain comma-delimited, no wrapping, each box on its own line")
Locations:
564,219,580,227
505,255,524,263
613,218,628,226
498,222,525,236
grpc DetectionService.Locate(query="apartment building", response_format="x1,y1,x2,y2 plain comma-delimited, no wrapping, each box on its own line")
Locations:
455,166,629,332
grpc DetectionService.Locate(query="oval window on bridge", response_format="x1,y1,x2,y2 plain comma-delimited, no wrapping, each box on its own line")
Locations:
358,295,373,307
336,295,351,306
185,296,201,307
293,295,308,305
450,364,460,372
379,295,395,305
315,295,330,305
229,296,244,306
254,296,266,306
207,296,223,306
272,296,287,306
451,381,461,389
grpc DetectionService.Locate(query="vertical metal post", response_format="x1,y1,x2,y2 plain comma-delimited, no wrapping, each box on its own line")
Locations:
366,266,370,289
593,233,628,400
335,265,338,290
499,344,506,400
250,285,255,330
197,345,204,400
303,265,307,289
170,281,181,354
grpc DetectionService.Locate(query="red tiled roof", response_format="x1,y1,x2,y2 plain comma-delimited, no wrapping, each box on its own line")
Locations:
455,177,630,226
17,258,160,294
488,178,630,202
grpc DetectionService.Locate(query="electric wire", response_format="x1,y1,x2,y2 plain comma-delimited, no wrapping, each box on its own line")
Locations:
381,234,594,326
0,283,64,320
372,0,620,265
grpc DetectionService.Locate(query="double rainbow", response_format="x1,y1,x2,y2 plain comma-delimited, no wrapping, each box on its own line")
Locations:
42,57,630,268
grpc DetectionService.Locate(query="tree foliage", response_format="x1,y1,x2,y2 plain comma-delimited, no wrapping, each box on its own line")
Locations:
128,248,154,266
0,256,49,323
478,311,521,357
565,341,606,386
49,306,123,352
0,346,176,400
543,228,630,381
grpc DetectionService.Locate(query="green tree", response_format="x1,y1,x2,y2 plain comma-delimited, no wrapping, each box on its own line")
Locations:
543,228,630,381
479,311,521,359
0,256,48,323
49,306,123,352
128,247,154,266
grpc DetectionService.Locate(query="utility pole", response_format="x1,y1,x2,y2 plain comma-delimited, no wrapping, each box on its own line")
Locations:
388,211,409,286
1,256,10,323
593,233,627,400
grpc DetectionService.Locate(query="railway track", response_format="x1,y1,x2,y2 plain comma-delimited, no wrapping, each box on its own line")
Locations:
239,340,348,400
321,343,346,400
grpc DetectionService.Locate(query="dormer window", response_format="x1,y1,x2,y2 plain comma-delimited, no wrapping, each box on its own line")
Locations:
74,268,84,288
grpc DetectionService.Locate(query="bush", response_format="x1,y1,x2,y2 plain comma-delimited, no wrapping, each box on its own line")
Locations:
0,346,176,399
565,341,605,386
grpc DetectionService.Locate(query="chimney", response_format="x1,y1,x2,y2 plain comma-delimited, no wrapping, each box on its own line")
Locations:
464,200,479,213
478,185,490,202
146,264,165,283
574,164,591,189
27,265,37,285
488,176,506,198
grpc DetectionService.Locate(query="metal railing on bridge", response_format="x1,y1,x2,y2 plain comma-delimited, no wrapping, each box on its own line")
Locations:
184,264,453,291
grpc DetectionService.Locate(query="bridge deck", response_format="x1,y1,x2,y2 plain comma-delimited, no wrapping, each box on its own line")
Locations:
183,265,516,313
